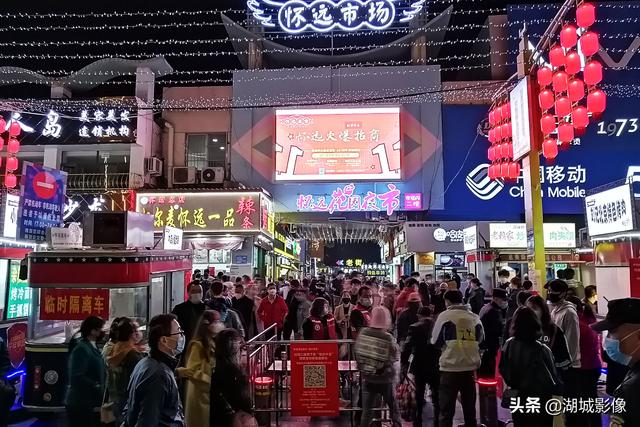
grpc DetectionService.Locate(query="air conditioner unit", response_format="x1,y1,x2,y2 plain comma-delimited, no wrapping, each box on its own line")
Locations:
144,157,163,176
201,167,225,184
172,166,197,184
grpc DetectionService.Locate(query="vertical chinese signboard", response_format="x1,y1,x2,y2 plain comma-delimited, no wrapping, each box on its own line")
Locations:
290,342,339,417
39,288,110,320
7,260,31,319
18,162,67,242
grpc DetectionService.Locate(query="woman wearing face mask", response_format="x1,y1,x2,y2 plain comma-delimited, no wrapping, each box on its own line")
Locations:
525,295,572,371
334,291,353,339
104,317,145,427
178,310,225,427
302,298,337,340
65,315,107,427
210,329,254,427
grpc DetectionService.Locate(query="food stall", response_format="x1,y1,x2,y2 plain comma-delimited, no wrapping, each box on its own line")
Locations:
21,248,191,411
488,222,581,284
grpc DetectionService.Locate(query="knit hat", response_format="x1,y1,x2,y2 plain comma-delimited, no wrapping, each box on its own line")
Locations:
370,306,391,330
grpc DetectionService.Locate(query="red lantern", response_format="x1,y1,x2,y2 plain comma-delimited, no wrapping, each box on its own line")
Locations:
0,118,5,134
560,24,578,48
4,174,16,189
540,114,556,134
0,137,4,151
580,31,600,57
508,162,521,179
6,156,18,172
502,103,511,119
539,89,555,110
494,124,503,141
7,138,19,154
488,146,495,161
552,71,569,92
488,164,495,180
572,106,589,129
568,78,585,102
506,143,513,159
555,96,572,117
494,105,503,123
488,128,495,144
587,89,607,114
501,162,510,178
489,110,496,126
502,123,512,139
558,122,575,143
565,51,582,75
584,60,603,85
577,3,596,28
549,45,566,68
542,138,559,160
537,66,553,86
8,122,20,137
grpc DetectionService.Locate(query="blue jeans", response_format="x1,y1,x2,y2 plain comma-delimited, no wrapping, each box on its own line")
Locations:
360,381,402,427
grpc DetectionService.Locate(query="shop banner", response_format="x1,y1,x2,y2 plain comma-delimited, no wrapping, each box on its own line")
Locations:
290,342,340,417
18,162,67,242
40,288,109,321
630,258,640,298
7,322,27,369
7,260,31,319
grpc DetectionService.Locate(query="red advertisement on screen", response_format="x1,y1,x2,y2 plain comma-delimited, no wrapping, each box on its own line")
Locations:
39,288,110,321
275,107,401,181
290,342,340,417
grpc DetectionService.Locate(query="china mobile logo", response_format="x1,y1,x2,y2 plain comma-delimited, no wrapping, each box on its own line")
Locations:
279,115,313,128
466,164,504,200
248,0,426,34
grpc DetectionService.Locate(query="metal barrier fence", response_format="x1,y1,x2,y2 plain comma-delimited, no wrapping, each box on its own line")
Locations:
243,324,393,426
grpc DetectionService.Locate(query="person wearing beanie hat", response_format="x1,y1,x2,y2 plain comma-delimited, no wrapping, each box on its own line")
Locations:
354,306,402,427
396,293,422,346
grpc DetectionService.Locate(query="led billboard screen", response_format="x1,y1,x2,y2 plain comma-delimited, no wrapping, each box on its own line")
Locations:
275,107,401,181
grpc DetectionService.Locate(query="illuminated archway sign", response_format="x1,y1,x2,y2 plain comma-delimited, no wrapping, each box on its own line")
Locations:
248,0,426,34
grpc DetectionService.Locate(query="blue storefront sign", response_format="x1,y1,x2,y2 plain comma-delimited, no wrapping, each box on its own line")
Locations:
18,162,67,242
441,103,640,220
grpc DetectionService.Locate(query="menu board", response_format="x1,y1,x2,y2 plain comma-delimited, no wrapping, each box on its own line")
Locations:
6,260,31,319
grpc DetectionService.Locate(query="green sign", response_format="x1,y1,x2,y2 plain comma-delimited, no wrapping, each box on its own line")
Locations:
6,261,31,319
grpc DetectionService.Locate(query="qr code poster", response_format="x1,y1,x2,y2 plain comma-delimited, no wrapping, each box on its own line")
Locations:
303,365,327,388
290,342,340,417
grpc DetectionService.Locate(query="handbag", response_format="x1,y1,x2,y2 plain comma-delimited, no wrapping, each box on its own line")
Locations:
100,386,116,425
395,374,416,421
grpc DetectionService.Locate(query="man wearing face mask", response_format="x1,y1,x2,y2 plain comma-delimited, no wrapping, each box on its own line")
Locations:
172,282,206,344
257,283,288,340
124,314,185,427
497,269,511,290
232,284,258,340
546,279,581,427
350,286,374,338
591,297,640,426
478,288,508,378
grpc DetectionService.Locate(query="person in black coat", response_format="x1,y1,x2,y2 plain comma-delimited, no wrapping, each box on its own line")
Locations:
466,279,486,315
396,293,421,345
401,307,441,427
477,288,508,378
232,284,258,340
210,329,253,427
172,282,207,344
430,283,449,315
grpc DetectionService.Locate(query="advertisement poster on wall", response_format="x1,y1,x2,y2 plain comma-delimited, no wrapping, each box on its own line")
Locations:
17,162,67,242
290,342,339,416
630,258,640,298
7,260,31,320
39,288,110,321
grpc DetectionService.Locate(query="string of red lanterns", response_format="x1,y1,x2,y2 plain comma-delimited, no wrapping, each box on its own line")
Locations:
536,2,606,161
487,101,520,180
0,116,20,189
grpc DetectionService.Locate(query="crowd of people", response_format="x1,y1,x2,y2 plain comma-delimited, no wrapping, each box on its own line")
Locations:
61,267,640,427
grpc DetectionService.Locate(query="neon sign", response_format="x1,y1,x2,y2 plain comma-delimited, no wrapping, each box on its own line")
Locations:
248,0,425,34
296,183,422,215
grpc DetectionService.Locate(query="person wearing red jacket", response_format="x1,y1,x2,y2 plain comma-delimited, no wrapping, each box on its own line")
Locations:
395,278,419,316
257,283,288,340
